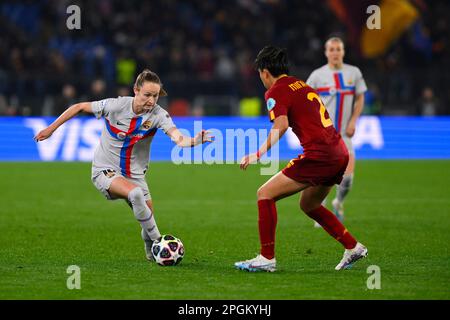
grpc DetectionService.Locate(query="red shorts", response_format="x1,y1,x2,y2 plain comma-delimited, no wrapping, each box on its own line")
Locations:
282,154,349,186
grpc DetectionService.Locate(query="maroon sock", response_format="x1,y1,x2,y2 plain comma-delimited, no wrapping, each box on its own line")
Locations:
306,205,357,249
257,199,277,259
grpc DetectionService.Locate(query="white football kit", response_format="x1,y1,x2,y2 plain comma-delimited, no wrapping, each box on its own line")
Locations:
307,64,367,154
90,96,176,200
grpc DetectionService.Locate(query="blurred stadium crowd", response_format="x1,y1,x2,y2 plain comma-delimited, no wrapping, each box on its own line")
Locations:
0,0,449,117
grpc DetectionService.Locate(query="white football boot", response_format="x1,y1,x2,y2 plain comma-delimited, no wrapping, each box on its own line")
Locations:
234,254,276,272
335,242,368,270
332,198,344,222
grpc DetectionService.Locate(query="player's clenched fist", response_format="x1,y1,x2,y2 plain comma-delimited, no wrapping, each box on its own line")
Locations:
345,121,356,138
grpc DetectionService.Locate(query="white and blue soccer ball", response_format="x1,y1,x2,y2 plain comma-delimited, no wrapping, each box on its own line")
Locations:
151,234,185,266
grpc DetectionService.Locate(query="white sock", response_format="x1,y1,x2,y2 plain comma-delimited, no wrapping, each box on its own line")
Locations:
141,228,151,243
128,187,161,241
337,174,353,203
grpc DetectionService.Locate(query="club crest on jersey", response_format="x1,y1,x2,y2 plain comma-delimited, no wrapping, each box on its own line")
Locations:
117,132,127,140
267,98,276,111
142,120,152,130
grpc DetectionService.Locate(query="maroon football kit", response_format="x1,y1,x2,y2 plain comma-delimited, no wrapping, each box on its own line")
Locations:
264,76,349,186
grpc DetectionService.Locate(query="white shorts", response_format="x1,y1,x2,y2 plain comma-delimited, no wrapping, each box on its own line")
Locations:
91,169,151,201
342,135,355,155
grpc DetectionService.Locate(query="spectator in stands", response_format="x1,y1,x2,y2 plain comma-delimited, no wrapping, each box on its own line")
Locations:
88,79,107,102
117,86,131,97
0,0,448,115
53,84,78,116
0,94,8,115
418,87,440,116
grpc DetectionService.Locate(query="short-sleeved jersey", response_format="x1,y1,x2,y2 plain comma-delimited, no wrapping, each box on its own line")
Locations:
91,96,175,178
265,76,346,160
306,64,367,134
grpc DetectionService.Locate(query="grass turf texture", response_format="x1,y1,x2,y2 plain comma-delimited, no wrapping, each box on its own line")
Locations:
0,160,449,299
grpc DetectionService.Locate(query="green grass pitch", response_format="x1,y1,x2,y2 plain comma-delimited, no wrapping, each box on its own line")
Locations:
0,160,449,299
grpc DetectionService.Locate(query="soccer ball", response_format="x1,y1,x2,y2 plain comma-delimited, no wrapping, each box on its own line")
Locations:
151,234,185,266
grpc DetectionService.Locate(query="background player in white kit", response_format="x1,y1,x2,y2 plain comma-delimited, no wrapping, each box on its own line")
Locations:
307,37,367,224
34,69,212,261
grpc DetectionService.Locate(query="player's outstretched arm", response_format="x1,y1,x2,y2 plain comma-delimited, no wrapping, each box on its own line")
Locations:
34,102,93,142
240,115,289,170
166,127,213,147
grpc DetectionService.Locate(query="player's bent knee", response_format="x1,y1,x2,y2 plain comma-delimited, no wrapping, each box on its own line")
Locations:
299,201,308,213
128,187,145,204
257,186,273,200
300,200,320,214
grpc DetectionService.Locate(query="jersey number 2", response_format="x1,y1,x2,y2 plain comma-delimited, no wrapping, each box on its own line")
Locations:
307,92,333,128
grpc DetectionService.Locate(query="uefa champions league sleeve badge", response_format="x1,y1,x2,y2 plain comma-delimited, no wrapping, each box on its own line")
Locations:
266,98,276,111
